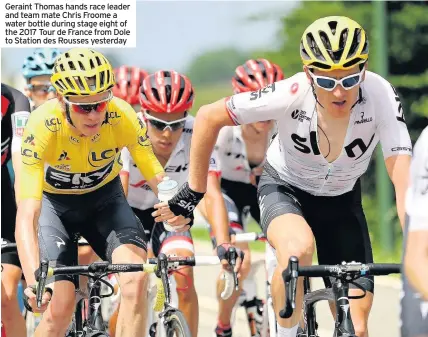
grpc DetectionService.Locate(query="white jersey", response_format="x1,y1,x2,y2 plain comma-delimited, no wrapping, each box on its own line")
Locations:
405,126,428,231
225,71,412,196
121,115,219,210
215,125,276,184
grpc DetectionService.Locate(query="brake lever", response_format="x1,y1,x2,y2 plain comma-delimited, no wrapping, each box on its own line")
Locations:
36,259,49,308
227,247,239,291
279,256,298,319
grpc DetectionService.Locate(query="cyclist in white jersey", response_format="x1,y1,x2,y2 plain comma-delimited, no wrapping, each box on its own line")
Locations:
165,16,412,337
198,58,283,337
119,70,240,337
401,126,428,337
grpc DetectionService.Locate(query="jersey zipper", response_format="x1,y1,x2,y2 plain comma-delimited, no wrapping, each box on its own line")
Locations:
319,163,332,193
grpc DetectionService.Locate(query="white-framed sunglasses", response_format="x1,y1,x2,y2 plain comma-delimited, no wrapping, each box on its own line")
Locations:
143,112,187,131
309,69,364,91
63,91,112,114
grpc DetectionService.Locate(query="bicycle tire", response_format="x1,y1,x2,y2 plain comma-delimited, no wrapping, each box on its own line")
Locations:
164,310,191,337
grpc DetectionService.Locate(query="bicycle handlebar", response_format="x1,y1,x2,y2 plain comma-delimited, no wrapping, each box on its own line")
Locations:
35,248,241,308
279,256,401,319
1,242,17,254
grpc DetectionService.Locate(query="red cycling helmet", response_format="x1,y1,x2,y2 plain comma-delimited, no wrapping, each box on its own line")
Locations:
140,70,194,113
112,66,149,105
232,59,284,93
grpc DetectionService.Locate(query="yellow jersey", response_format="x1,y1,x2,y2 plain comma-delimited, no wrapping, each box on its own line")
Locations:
20,97,164,200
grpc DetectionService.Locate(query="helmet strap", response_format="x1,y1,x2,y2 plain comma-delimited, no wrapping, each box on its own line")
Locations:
65,104,75,127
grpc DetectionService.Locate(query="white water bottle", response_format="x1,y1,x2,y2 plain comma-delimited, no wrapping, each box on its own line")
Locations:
157,177,181,232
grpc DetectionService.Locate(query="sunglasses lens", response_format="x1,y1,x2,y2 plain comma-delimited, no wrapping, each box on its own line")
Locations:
148,119,185,131
70,104,88,114
170,121,185,131
70,101,108,114
148,119,168,130
95,101,108,112
342,75,360,88
316,78,336,89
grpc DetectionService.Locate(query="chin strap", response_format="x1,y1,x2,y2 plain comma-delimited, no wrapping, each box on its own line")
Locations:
65,104,74,127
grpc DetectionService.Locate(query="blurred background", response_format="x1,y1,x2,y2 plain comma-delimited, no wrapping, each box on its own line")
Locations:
2,0,428,262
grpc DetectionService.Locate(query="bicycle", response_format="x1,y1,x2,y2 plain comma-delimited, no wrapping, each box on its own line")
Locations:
33,247,240,337
279,256,401,337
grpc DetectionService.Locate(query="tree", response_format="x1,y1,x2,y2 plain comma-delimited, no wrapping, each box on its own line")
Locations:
185,47,250,86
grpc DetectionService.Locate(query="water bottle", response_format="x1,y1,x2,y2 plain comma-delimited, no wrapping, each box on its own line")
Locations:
157,177,180,232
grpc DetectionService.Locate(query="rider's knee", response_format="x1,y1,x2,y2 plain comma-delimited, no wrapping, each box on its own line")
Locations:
1,290,19,320
352,319,368,337
119,272,149,302
269,225,314,267
276,237,314,267
44,286,76,328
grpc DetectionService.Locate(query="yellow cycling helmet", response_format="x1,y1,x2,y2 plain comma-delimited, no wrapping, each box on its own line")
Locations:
51,48,115,96
300,16,369,71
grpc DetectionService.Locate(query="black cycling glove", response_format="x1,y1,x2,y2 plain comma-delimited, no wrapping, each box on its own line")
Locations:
168,182,205,218
216,243,245,263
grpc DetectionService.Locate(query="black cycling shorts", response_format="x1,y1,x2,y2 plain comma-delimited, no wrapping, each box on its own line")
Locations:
401,215,428,337
132,207,193,257
38,176,147,284
257,162,374,293
1,165,20,268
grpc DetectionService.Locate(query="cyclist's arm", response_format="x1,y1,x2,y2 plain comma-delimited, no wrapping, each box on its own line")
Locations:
10,88,31,204
122,104,165,194
189,75,298,193
377,83,412,229
119,148,132,197
404,127,428,299
201,151,230,244
16,111,49,286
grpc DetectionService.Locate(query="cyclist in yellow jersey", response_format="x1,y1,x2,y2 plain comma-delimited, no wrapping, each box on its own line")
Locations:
15,48,190,337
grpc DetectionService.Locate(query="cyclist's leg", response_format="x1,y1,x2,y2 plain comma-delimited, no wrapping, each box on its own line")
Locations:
308,180,373,337
1,167,26,337
82,177,149,337
107,211,153,337
152,222,199,337
33,194,78,337
257,167,315,336
1,262,25,337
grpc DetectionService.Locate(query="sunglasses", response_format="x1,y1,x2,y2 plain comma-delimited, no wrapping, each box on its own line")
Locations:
143,112,187,131
27,84,56,95
309,70,364,91
63,92,112,114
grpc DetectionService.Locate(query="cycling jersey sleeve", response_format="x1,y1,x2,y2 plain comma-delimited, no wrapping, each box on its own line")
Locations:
225,73,306,125
119,102,164,180
209,148,220,176
6,85,31,154
120,147,132,175
376,80,412,158
405,127,428,232
20,107,53,200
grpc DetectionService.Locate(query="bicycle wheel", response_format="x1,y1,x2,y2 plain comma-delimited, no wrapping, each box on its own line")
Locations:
164,310,191,337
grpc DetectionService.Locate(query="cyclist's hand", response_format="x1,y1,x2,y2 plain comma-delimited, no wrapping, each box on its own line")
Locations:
216,243,244,277
23,285,51,313
152,202,192,232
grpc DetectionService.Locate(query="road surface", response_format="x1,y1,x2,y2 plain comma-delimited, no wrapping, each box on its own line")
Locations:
193,240,402,337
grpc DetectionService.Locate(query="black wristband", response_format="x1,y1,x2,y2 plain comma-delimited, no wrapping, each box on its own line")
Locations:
168,182,205,217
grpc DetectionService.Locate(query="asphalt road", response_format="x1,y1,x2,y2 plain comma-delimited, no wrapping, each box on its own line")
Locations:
193,240,402,337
